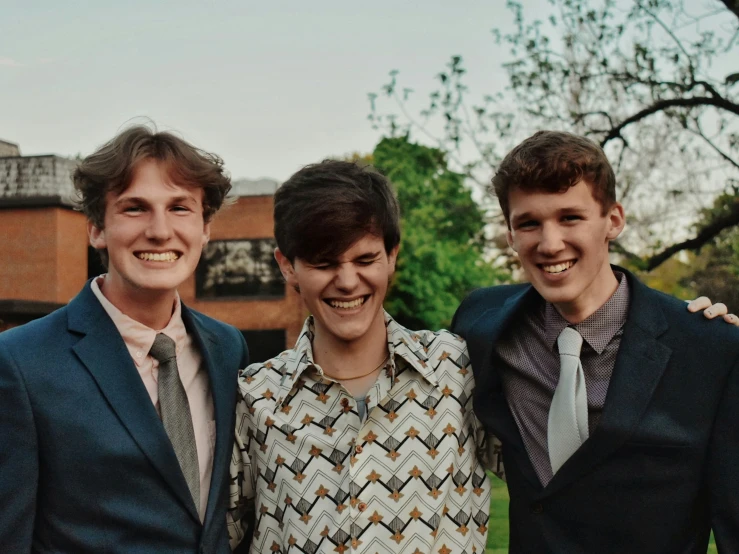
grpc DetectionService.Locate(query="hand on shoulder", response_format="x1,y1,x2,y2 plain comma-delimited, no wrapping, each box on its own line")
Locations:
686,297,739,326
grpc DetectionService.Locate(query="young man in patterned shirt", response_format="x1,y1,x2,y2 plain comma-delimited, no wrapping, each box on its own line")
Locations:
227,160,494,554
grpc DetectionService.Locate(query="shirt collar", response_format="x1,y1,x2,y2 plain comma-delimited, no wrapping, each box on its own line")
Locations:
543,271,630,354
90,275,187,366
275,311,440,409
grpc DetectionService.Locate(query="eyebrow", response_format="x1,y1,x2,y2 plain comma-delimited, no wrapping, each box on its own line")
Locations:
113,194,197,207
354,250,383,259
510,212,536,227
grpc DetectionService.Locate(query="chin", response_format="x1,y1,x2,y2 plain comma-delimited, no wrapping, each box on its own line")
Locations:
535,283,579,305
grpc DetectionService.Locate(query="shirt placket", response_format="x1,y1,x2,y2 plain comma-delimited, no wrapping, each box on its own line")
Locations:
345,370,395,551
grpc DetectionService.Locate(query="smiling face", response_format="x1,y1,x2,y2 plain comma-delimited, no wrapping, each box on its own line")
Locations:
506,179,625,322
88,158,210,313
275,233,398,350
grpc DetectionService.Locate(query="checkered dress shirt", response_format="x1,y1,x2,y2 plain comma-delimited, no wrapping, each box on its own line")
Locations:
496,272,630,485
227,312,493,554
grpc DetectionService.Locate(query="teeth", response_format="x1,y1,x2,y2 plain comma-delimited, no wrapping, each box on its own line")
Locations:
542,261,574,274
329,297,365,309
137,252,179,262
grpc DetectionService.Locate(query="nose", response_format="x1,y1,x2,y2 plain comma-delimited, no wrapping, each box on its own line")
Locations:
334,263,360,291
537,223,565,256
145,209,173,241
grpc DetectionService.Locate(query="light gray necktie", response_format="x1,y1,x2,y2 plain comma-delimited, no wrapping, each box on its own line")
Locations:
548,326,589,474
150,333,200,514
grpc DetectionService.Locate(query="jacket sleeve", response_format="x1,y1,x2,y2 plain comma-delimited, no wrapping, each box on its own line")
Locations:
0,343,38,552
709,354,739,552
236,329,249,370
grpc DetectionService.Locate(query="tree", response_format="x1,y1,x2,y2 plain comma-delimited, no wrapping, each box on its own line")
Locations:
370,0,739,272
681,190,739,308
371,136,509,330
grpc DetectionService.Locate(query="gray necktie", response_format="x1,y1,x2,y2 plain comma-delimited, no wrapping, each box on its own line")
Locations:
548,326,589,474
149,333,200,514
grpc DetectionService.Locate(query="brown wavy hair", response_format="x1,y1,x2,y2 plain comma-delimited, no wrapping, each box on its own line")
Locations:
73,124,232,229
492,130,616,226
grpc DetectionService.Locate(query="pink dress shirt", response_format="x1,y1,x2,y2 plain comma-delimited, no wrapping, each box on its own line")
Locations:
91,276,214,519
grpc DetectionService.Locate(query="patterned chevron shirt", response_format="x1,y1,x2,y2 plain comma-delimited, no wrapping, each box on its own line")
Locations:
227,312,493,554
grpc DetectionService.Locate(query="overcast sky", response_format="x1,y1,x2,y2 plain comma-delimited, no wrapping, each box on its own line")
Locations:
0,0,543,181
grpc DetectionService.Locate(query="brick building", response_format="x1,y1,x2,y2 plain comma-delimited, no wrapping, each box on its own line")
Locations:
0,144,304,363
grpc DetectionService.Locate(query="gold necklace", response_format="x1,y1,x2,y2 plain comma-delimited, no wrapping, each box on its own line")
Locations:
322,354,390,381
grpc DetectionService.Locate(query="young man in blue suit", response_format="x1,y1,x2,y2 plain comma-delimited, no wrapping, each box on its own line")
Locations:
452,130,739,553
0,125,248,553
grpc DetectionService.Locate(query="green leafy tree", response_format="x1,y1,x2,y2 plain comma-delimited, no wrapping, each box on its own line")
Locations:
371,136,509,330
370,0,739,272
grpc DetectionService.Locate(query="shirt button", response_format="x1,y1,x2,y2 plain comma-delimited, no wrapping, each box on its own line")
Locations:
357,502,367,512
531,502,543,514
355,445,363,454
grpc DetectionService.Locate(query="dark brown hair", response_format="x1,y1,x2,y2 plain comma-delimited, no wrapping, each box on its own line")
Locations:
73,124,232,229
274,160,401,263
493,130,616,225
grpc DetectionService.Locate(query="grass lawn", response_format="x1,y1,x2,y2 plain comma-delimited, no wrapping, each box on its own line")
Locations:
484,474,717,553
485,476,509,554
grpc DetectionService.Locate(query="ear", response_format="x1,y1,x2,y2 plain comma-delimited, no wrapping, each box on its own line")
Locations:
202,221,211,247
506,229,517,252
88,221,106,249
274,248,299,290
606,202,626,240
387,245,400,274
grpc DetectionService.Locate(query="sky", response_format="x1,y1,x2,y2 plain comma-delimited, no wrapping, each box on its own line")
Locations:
0,0,541,182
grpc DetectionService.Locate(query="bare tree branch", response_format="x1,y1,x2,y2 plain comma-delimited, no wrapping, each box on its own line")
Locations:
645,197,739,270
601,96,739,146
687,122,739,170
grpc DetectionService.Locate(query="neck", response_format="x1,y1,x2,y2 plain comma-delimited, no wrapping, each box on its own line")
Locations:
554,265,619,324
99,277,176,330
312,315,389,380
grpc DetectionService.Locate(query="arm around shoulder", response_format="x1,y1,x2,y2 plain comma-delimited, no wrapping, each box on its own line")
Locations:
0,341,39,552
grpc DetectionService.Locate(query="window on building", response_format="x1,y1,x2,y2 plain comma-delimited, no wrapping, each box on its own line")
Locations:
196,239,285,300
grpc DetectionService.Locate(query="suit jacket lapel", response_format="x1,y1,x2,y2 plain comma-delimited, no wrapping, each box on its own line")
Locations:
182,306,236,529
68,284,200,522
542,271,672,498
469,285,542,489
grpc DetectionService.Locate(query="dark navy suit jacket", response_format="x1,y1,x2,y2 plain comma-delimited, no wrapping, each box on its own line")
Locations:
0,281,249,554
452,268,739,553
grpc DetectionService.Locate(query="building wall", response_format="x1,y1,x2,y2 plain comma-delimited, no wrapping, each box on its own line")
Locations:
0,207,87,303
56,208,89,301
178,195,306,347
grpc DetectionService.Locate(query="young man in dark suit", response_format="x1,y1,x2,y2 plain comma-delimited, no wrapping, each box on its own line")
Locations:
452,130,739,553
0,125,248,553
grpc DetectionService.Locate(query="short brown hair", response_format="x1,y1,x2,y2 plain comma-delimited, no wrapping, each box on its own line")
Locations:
493,130,616,225
274,160,401,263
73,124,232,229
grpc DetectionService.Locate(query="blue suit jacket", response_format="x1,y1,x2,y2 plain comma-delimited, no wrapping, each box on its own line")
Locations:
0,281,249,554
452,267,739,553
